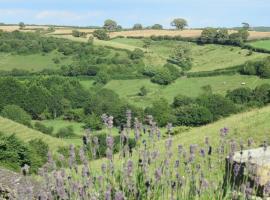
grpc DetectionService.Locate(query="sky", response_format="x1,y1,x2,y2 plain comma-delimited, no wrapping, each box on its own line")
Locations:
0,0,269,28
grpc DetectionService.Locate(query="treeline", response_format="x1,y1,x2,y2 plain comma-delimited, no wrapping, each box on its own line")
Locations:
145,83,270,127
239,57,270,78
0,76,143,131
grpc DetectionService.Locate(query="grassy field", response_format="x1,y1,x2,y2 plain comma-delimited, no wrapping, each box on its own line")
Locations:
0,117,69,151
110,38,268,72
103,75,270,107
249,39,270,50
0,51,72,72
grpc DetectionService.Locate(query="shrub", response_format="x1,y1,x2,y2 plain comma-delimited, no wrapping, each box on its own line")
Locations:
83,114,103,130
173,94,194,107
252,84,270,104
167,126,191,135
151,68,176,85
34,122,54,135
55,126,76,138
138,86,147,96
129,48,144,60
92,29,110,40
174,104,213,126
1,105,31,127
196,94,238,120
0,134,47,173
227,87,253,104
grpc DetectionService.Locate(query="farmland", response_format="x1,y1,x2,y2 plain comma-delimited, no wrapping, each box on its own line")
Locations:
0,23,270,199
249,39,270,51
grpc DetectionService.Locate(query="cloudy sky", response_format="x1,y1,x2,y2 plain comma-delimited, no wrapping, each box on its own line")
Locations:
0,0,269,28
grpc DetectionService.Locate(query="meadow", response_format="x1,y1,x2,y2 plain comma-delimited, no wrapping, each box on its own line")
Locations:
103,75,270,107
249,39,270,51
0,51,72,72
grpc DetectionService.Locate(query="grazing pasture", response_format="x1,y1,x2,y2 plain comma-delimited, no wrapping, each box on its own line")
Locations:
110,38,268,71
0,52,72,72
103,75,270,107
249,39,270,51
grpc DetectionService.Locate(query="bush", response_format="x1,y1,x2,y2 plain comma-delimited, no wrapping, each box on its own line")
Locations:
173,94,194,107
92,29,110,40
174,104,213,126
138,86,148,96
1,105,31,127
129,48,144,60
83,114,103,130
0,134,48,173
252,84,270,105
196,94,238,120
55,126,76,138
34,122,54,135
151,68,176,85
227,87,253,104
167,126,191,135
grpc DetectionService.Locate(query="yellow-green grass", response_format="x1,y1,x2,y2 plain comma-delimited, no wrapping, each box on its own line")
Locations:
0,117,68,151
110,38,268,72
104,75,270,107
51,35,140,51
0,51,72,72
248,39,270,51
36,120,85,136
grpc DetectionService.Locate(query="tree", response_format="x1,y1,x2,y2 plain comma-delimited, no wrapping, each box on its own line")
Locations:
19,22,25,29
242,22,250,30
168,43,192,70
92,29,110,40
151,68,175,85
200,28,218,43
170,18,188,30
1,105,32,127
83,114,103,130
152,24,163,30
253,84,270,104
215,29,229,44
145,98,174,126
133,24,143,30
257,58,270,78
103,19,118,31
24,85,50,119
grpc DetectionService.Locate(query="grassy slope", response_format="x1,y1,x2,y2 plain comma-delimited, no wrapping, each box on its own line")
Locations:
92,105,270,169
249,39,270,50
0,51,72,72
110,38,268,72
103,75,270,107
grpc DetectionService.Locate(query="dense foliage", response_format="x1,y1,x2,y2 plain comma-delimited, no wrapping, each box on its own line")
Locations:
240,57,270,78
0,134,48,173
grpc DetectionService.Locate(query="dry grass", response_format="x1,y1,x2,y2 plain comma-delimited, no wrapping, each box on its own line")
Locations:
1,25,270,40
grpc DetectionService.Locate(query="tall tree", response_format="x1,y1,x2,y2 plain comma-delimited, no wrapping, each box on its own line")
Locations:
133,23,143,30
170,18,188,30
19,22,25,30
103,19,118,31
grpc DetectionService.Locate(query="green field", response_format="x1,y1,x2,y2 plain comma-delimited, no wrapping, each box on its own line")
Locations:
249,39,270,50
0,51,72,72
103,75,270,107
110,38,268,72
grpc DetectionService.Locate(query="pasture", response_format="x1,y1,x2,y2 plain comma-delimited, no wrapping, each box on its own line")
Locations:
110,38,268,72
103,75,270,107
249,39,270,50
0,52,72,72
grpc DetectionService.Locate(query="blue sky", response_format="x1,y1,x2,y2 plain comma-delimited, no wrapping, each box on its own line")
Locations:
0,0,269,28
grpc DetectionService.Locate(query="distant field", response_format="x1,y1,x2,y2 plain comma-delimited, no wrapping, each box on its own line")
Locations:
0,52,72,72
249,39,270,50
104,75,270,107
110,38,268,72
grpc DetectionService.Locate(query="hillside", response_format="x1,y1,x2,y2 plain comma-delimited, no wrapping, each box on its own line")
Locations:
0,117,69,151
92,105,270,169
